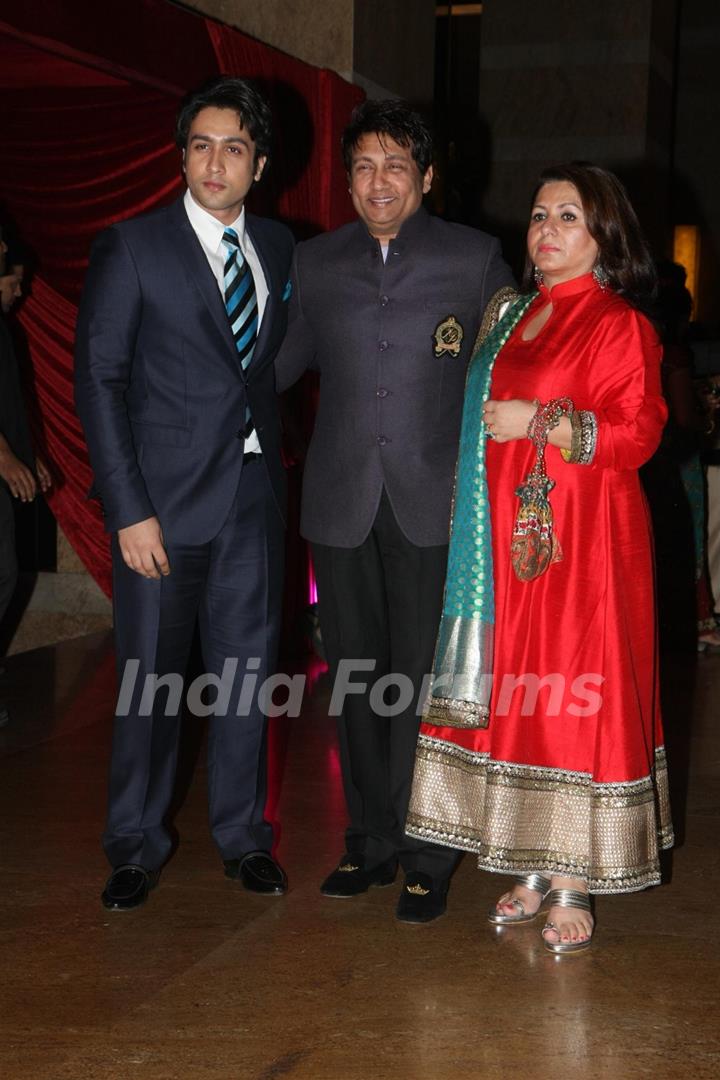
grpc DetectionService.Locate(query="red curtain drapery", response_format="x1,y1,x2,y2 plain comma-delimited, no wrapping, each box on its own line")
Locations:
0,0,362,598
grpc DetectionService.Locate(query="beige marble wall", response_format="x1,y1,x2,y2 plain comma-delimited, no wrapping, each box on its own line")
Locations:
477,0,679,268
182,0,436,101
184,0,354,75
6,572,112,655
5,528,112,656
56,526,86,573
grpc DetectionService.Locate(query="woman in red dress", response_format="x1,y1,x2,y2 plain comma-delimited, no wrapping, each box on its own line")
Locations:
406,163,673,954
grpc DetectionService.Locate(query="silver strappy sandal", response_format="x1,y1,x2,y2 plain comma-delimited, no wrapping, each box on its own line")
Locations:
487,873,552,925
541,888,594,954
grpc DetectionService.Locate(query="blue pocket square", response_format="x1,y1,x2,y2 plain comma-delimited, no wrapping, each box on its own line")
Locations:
282,280,292,301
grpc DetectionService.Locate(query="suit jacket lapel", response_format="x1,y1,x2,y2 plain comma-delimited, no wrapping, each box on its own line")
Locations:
245,215,278,373
167,200,240,370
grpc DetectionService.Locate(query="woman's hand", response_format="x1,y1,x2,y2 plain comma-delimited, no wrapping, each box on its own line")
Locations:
482,399,537,443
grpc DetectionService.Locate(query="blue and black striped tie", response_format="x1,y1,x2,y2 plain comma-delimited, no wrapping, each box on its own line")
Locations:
222,228,257,435
222,228,258,369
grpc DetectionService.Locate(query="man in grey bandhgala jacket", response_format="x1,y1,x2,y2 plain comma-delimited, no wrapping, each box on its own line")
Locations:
276,99,514,923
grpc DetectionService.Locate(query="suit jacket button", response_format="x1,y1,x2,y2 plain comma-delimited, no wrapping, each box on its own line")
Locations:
377,435,389,446
377,388,389,398
379,340,389,351
380,295,389,306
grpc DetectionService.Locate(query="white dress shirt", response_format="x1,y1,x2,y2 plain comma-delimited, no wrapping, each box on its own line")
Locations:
183,188,265,454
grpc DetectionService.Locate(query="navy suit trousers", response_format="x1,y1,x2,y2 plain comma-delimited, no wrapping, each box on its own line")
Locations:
104,458,284,870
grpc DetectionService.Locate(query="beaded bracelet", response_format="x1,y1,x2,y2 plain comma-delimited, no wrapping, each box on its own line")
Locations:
526,398,574,451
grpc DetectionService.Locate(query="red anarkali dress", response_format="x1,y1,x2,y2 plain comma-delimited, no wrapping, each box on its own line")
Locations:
408,274,673,893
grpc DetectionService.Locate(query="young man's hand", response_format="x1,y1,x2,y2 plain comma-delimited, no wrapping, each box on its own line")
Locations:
117,517,171,579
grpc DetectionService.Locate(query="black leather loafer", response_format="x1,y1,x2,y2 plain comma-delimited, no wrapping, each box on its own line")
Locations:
320,854,397,898
224,852,288,895
396,872,448,923
101,864,159,911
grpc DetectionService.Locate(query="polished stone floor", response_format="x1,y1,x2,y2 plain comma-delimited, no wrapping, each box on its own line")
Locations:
0,632,718,1080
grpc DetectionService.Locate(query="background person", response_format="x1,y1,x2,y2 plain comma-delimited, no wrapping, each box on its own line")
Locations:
703,375,720,624
407,163,672,953
0,231,51,724
642,260,720,652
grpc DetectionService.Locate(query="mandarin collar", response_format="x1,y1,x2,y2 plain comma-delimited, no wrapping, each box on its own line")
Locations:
538,272,599,301
360,204,431,254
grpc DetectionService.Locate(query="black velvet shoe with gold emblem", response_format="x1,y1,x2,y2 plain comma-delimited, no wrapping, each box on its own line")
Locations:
320,854,397,898
395,872,448,923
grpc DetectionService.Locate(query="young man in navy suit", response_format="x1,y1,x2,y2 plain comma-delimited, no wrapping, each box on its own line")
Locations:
75,77,294,910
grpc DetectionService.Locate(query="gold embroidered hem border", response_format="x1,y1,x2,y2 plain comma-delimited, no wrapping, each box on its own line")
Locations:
406,736,673,895
424,695,490,729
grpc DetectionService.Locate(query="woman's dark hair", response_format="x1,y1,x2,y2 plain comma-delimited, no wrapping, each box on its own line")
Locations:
341,99,433,175
522,162,657,311
175,76,272,166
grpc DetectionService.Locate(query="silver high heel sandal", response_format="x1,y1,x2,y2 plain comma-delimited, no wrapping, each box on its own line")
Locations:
487,873,552,925
541,888,594,954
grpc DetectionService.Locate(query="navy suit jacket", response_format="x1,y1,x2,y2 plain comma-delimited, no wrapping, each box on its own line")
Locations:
75,198,294,543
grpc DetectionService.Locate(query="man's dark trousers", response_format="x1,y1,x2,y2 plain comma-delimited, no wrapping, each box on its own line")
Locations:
312,489,458,881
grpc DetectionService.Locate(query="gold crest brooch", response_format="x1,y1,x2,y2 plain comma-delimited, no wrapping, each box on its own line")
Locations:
433,314,463,358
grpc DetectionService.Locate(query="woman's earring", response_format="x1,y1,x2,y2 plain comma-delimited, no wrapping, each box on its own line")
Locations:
592,263,610,289
533,266,543,285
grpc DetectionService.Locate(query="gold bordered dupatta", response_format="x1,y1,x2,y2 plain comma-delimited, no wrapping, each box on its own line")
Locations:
423,288,535,729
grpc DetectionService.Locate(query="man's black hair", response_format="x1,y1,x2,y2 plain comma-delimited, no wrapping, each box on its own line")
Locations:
341,99,433,175
175,76,272,166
